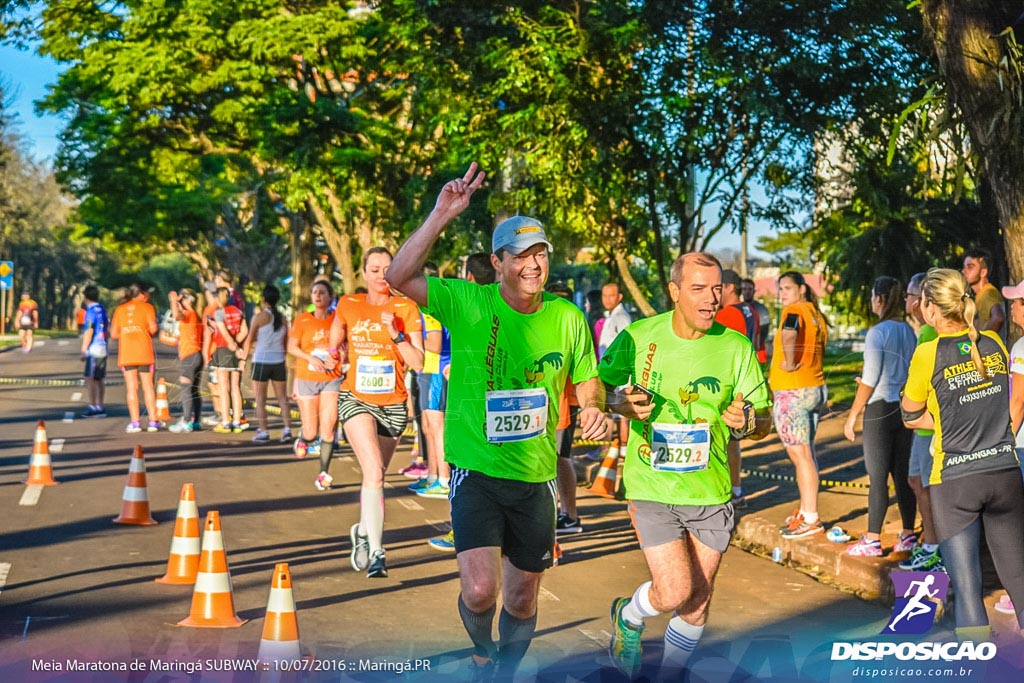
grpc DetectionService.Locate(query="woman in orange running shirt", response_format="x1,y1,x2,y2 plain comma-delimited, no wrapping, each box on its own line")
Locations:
167,288,205,432
110,283,159,433
288,280,342,463
328,247,424,578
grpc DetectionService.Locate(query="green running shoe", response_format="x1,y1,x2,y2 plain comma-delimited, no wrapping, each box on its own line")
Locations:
609,596,644,678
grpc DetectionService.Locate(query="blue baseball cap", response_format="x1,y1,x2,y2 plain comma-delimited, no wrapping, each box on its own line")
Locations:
491,216,553,255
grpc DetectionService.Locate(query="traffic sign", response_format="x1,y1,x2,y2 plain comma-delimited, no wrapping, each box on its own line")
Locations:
0,261,12,290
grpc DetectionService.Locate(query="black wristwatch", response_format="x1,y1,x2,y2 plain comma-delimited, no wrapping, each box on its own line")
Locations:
392,332,407,344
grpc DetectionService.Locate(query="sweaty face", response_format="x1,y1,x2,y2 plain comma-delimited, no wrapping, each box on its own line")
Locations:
778,277,804,307
495,244,549,297
364,253,392,294
601,285,621,312
669,263,722,336
310,283,332,308
962,257,983,286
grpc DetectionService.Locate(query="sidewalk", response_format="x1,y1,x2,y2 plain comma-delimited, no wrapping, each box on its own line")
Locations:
721,404,1018,634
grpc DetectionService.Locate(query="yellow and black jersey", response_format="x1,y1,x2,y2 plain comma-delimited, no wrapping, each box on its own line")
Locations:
904,330,1018,485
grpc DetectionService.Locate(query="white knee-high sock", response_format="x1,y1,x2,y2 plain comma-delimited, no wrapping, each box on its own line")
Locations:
661,616,703,673
621,581,660,626
359,487,385,554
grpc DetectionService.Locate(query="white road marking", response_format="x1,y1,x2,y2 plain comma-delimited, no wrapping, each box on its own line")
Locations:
50,439,64,453
579,628,611,646
396,498,423,511
538,586,560,602
0,562,10,593
34,341,45,347
62,412,74,424
57,340,70,346
19,486,43,507
425,518,451,532
71,392,82,401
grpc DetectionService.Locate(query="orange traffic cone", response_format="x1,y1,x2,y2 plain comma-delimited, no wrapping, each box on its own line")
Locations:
178,511,247,628
155,378,171,423
587,438,621,498
552,541,563,567
257,563,301,662
155,483,201,584
113,445,158,525
25,420,58,486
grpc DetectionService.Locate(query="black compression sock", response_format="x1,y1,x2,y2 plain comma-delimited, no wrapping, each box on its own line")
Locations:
318,440,334,474
458,594,497,660
496,607,537,674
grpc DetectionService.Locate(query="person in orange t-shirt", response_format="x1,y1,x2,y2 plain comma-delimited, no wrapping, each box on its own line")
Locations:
769,271,830,539
328,246,424,578
110,283,159,433
167,288,205,432
288,280,343,463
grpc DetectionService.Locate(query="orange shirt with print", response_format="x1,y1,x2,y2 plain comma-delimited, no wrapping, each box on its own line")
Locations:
178,309,204,359
335,294,423,406
290,313,341,382
768,301,827,391
111,297,157,367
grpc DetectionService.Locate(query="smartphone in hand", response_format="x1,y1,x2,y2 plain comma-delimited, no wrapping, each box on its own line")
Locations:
631,384,655,405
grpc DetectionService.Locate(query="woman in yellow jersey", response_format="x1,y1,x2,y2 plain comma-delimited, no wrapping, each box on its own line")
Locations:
769,271,829,539
329,246,424,578
287,280,342,463
901,268,1024,639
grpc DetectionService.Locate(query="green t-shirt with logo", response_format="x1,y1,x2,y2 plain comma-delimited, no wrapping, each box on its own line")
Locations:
425,277,598,482
598,314,771,506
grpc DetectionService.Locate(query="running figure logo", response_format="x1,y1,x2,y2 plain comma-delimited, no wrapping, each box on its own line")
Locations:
882,572,950,635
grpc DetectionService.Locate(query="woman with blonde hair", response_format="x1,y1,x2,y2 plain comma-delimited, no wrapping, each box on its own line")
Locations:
901,268,1024,640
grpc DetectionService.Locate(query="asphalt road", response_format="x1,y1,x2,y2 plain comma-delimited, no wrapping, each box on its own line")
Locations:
2,338,1016,683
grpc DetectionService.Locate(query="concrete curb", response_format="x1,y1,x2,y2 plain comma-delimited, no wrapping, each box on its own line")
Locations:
735,513,901,601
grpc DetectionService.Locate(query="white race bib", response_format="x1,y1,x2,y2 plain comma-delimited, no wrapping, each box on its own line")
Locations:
356,357,396,394
20,314,32,326
486,388,548,443
308,347,329,372
650,422,711,473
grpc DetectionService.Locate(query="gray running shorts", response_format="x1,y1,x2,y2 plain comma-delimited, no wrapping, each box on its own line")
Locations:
295,377,342,397
628,499,735,554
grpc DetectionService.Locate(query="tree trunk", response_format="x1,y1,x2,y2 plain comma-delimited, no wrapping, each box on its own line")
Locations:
613,248,657,318
287,213,317,313
307,194,356,294
922,2,1024,284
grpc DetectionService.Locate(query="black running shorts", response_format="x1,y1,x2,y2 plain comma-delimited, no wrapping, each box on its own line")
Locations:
449,466,557,573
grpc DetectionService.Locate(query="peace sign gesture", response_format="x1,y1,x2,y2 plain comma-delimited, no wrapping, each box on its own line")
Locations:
433,162,486,220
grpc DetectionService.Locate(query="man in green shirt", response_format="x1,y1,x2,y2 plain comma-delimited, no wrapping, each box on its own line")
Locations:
385,163,610,678
599,252,772,679
900,272,943,572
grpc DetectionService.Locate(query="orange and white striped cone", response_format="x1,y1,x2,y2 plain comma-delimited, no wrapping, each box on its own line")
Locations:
178,511,247,628
25,420,58,486
552,541,563,567
155,378,171,423
113,445,158,525
257,563,301,662
155,483,201,584
586,438,621,498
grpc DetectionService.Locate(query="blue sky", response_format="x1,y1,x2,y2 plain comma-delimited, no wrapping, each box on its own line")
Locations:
1,43,63,162
0,42,772,257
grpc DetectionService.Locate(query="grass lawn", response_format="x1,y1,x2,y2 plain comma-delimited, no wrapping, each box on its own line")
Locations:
823,349,863,410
